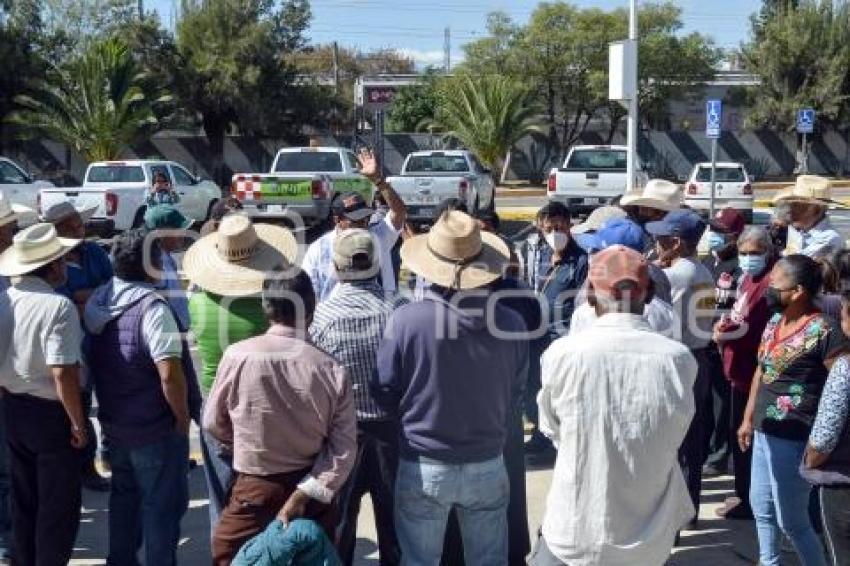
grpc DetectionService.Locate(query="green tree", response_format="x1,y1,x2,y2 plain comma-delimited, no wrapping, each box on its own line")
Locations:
386,72,442,132
0,0,45,147
427,75,542,183
9,37,169,161
743,0,850,131
175,0,317,184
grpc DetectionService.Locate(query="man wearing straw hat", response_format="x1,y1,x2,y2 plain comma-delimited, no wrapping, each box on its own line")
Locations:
373,210,529,565
183,214,298,534
0,223,88,566
773,175,845,259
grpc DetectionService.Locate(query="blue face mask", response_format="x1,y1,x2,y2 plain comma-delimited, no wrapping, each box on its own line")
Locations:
739,254,767,276
708,231,726,251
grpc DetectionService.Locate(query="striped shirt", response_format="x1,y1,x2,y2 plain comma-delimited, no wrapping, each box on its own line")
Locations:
310,281,405,420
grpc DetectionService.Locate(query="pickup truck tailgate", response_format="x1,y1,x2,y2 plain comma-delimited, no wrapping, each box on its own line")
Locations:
40,188,107,216
554,171,626,197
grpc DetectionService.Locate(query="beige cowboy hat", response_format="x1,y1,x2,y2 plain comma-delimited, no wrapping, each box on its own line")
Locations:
41,201,97,225
571,206,628,234
619,179,683,211
0,194,32,228
772,175,848,208
183,213,298,297
401,210,510,290
0,223,80,277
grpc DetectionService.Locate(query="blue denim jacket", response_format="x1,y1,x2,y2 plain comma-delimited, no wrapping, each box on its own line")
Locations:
538,239,588,342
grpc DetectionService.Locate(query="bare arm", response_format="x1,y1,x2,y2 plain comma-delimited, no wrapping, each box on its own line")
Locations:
51,365,87,449
155,358,190,435
358,148,407,230
737,367,763,452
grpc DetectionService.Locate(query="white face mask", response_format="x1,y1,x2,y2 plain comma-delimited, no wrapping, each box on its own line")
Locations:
545,230,569,252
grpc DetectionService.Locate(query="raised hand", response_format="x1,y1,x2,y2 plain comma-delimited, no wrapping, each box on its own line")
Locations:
357,148,382,182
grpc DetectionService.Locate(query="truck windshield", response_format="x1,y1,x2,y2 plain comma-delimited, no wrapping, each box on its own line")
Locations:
87,165,145,183
405,155,470,173
274,152,343,173
564,150,627,172
696,167,746,182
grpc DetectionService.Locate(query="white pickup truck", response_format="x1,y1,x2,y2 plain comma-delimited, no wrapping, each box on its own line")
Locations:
231,146,374,228
386,150,495,223
39,160,221,234
0,156,54,225
547,145,650,215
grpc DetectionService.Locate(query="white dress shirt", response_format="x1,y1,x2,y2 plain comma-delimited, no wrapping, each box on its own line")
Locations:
302,214,400,302
569,296,679,339
538,313,697,566
785,217,844,259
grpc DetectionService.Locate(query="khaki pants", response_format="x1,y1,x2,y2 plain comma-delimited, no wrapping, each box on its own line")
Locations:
212,469,338,565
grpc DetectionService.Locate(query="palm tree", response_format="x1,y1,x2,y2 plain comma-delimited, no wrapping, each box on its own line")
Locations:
427,74,543,184
9,37,169,162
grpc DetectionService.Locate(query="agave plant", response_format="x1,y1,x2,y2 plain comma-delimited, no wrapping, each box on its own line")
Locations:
10,38,170,162
426,75,543,184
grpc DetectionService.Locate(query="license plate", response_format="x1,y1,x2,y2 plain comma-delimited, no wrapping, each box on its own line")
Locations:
266,205,284,213
416,195,437,204
583,197,601,205
418,207,435,217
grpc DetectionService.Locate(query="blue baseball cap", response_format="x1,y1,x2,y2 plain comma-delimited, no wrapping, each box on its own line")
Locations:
575,218,645,254
645,209,707,243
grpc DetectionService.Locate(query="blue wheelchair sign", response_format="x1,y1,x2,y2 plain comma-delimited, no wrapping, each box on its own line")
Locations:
797,109,815,134
706,100,722,139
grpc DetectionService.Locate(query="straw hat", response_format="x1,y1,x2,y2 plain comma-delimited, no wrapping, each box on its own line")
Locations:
571,206,628,234
619,179,683,211
0,194,32,228
0,223,80,277
41,202,97,225
772,175,848,208
401,210,510,290
183,213,298,296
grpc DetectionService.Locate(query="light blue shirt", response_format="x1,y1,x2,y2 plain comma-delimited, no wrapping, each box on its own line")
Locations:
786,217,844,259
159,251,190,330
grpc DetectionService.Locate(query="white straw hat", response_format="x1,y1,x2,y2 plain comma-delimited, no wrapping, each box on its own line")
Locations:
400,210,510,290
0,223,80,276
619,179,683,211
571,206,628,234
0,194,33,228
183,213,298,296
772,175,848,208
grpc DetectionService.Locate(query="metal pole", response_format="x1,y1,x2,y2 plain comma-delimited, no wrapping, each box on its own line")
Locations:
802,132,809,174
710,138,718,217
626,0,638,193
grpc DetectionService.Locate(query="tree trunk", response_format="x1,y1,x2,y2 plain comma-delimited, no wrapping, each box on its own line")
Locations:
202,112,228,191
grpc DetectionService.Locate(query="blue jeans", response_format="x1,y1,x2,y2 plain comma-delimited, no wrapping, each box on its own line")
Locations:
750,431,827,566
106,432,189,566
200,429,234,537
395,455,509,566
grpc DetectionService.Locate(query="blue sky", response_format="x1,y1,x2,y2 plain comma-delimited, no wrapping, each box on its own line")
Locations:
149,0,761,67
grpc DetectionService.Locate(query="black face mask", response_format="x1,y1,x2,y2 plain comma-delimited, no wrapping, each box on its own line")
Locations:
764,288,785,314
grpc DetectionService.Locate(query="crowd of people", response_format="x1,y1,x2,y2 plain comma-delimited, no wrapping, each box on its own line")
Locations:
0,148,848,566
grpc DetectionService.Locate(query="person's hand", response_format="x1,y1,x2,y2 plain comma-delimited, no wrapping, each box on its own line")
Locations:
357,148,382,183
277,489,310,527
175,414,191,436
737,419,754,453
70,425,88,449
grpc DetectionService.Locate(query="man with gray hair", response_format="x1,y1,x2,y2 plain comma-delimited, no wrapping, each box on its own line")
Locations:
310,229,406,565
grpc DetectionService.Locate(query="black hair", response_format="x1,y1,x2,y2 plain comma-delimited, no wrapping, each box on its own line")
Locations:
112,228,161,282
30,258,61,280
537,201,571,222
153,171,169,183
474,209,501,231
433,198,469,221
777,255,823,297
210,199,242,222
262,268,316,327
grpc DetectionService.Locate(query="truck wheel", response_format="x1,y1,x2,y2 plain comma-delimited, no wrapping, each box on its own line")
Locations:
205,199,219,222
131,207,147,229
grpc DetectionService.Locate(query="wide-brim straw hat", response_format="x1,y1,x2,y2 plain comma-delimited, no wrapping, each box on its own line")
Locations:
183,213,298,296
571,205,628,234
0,223,79,277
41,202,97,225
772,175,848,209
401,210,510,290
619,179,683,211
0,196,32,228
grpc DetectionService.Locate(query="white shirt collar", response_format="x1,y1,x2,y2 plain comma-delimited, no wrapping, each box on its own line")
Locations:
592,312,652,331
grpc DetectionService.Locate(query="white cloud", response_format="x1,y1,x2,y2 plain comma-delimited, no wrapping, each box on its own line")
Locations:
397,48,466,70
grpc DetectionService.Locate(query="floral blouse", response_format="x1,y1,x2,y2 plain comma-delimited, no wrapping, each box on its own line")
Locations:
810,356,850,453
756,313,849,441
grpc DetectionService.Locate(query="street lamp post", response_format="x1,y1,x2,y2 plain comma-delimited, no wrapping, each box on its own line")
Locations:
626,0,638,193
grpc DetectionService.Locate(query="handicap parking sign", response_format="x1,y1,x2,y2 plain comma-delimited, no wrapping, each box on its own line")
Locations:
706,100,722,139
797,108,815,134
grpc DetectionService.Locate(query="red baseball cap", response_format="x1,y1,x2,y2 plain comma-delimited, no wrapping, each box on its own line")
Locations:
588,245,650,300
709,207,746,235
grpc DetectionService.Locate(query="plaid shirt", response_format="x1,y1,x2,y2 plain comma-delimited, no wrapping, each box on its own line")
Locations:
310,281,405,421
